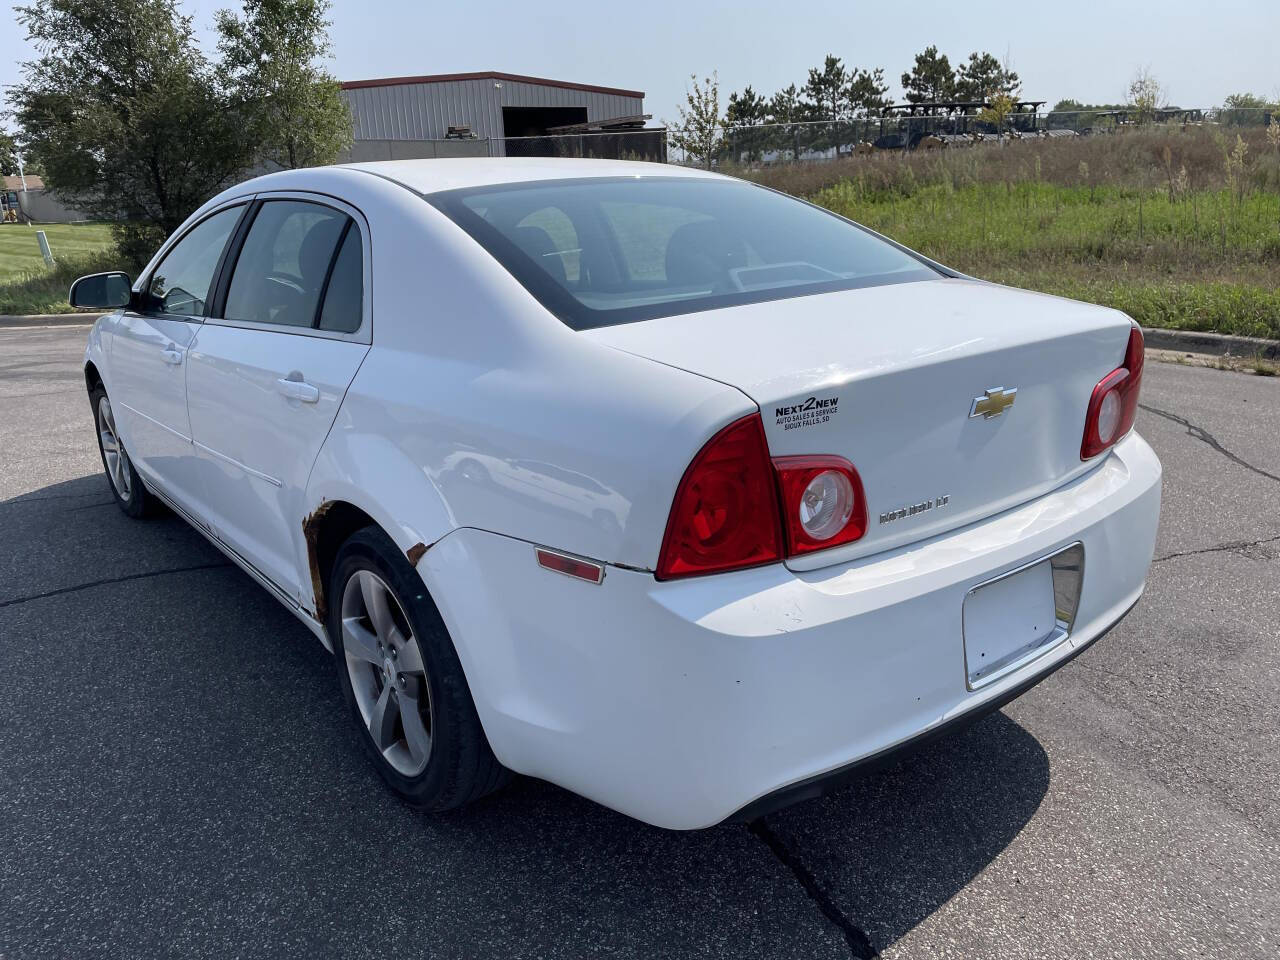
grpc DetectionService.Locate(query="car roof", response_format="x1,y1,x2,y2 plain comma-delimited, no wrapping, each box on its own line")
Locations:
336,157,722,195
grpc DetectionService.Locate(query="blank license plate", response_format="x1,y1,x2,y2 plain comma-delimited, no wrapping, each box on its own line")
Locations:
963,558,1061,689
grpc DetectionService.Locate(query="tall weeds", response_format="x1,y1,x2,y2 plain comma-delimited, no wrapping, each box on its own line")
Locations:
731,127,1280,337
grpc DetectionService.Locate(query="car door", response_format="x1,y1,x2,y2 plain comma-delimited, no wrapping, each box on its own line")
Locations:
185,195,371,604
109,203,246,514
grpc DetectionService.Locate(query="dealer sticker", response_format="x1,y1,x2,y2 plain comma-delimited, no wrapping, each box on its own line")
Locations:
775,395,839,431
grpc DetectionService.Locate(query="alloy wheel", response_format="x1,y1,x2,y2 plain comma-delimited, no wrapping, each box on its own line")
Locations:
98,396,132,500
340,569,434,776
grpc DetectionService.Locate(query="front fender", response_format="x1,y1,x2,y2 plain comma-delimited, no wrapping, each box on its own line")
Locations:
83,314,115,395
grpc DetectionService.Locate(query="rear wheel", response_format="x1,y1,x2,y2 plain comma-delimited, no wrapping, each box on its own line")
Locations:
328,527,509,809
90,386,157,518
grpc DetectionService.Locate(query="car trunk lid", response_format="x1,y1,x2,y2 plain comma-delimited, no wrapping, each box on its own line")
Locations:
584,277,1135,569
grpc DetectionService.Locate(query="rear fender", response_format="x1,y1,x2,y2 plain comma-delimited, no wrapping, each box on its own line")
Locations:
300,424,456,620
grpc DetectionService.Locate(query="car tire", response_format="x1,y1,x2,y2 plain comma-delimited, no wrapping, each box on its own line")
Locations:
328,526,510,810
90,385,158,518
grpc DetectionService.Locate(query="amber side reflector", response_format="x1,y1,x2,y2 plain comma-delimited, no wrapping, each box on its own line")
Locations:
535,547,605,584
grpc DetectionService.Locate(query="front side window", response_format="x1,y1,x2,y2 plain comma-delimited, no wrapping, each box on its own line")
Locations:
147,205,243,317
224,200,351,328
428,177,939,330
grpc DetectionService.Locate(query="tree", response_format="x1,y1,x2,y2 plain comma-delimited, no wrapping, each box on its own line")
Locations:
955,51,1020,102
800,56,889,156
1223,92,1271,109
725,85,769,162
767,83,812,161
1222,92,1276,127
215,0,351,170
0,127,19,177
8,0,249,265
668,74,723,170
803,55,853,157
1127,66,1167,123
768,84,809,125
847,67,891,115
977,92,1018,135
804,55,850,120
901,46,955,104
1048,99,1124,131
726,86,768,126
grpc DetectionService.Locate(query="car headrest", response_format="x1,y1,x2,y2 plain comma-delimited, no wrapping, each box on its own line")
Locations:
299,220,341,283
510,225,567,285
664,220,747,287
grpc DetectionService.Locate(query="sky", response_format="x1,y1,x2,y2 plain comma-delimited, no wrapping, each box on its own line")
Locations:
3,0,1279,123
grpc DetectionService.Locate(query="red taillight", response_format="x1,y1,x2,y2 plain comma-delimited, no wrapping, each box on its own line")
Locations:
657,415,869,579
1081,325,1145,460
656,414,783,580
772,456,867,556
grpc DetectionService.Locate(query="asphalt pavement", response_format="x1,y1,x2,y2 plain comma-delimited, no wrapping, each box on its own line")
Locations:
1,323,1277,959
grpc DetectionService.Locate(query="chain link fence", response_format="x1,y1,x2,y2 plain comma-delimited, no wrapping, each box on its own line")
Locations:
673,106,1277,167
344,108,1274,168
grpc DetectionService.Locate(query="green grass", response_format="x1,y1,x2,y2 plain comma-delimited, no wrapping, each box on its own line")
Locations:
0,223,116,280
806,180,1280,338
978,268,1280,339
0,223,120,315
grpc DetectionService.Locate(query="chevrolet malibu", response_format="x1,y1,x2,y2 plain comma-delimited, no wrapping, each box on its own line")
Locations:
72,158,1161,829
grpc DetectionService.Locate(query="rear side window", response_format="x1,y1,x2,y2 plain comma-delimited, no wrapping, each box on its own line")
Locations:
224,200,349,328
317,224,364,334
147,205,243,316
428,177,938,330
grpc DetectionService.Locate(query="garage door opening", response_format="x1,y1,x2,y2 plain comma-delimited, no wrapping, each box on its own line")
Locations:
501,106,589,138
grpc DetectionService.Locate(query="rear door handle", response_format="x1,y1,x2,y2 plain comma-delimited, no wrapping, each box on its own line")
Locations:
161,347,183,365
276,377,319,403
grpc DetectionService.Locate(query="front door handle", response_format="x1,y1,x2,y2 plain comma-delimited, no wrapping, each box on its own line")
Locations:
161,347,183,365
276,376,319,403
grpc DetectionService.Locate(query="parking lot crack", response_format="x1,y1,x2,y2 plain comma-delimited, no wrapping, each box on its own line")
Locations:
748,819,880,959
1140,404,1280,485
1153,533,1280,564
0,561,231,609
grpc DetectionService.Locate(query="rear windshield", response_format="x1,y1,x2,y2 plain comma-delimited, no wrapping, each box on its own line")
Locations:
427,177,940,330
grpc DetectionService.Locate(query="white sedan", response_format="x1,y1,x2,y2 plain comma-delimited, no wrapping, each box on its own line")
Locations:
73,158,1161,829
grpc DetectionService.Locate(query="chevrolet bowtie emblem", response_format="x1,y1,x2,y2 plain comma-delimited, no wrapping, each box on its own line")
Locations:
969,386,1017,419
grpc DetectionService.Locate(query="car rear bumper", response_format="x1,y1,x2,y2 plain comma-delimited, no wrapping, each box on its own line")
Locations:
421,432,1162,830
726,595,1137,824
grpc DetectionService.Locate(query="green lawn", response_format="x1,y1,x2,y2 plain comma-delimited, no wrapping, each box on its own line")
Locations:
809,181,1280,339
0,223,116,281
0,222,120,314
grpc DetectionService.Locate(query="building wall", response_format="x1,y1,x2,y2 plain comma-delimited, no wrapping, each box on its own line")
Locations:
342,77,642,142
16,189,95,224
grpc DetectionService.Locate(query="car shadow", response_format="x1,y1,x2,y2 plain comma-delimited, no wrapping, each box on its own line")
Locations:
2,473,1050,959
444,708,1049,957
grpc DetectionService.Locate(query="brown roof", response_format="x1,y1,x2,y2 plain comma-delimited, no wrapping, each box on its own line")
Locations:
3,174,44,191
340,71,643,99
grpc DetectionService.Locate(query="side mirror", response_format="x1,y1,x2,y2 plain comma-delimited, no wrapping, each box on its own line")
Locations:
69,272,133,309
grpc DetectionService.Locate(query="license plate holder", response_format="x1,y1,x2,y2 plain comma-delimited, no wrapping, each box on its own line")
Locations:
962,543,1084,690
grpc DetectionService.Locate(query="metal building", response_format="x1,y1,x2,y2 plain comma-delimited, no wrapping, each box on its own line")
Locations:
339,71,659,161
